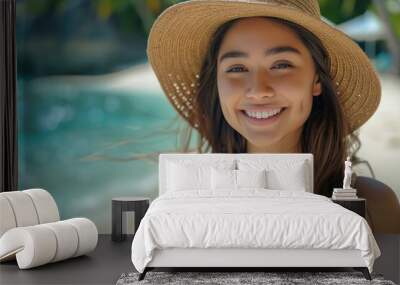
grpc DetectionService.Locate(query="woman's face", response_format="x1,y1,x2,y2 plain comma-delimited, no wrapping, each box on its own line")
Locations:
217,17,322,153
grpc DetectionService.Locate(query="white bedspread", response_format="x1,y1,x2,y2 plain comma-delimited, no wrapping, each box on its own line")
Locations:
131,189,381,273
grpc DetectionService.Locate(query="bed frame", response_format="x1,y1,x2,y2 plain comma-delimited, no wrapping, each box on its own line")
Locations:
138,153,372,281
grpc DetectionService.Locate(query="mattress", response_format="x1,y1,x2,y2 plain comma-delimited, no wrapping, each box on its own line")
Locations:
131,189,381,273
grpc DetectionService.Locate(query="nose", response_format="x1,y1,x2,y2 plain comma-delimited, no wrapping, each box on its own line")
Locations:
245,69,275,99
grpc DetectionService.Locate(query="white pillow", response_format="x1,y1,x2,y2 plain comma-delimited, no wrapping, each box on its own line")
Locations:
237,159,309,192
236,169,267,188
266,163,307,191
166,159,236,192
211,168,236,190
167,162,210,191
211,168,267,190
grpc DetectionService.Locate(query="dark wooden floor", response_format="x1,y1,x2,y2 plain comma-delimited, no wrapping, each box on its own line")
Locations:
0,234,398,285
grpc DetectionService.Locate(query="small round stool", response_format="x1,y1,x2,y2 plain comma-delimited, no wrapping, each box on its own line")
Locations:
111,197,150,242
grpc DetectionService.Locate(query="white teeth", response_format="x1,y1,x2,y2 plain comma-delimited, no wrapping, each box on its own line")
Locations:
245,108,283,119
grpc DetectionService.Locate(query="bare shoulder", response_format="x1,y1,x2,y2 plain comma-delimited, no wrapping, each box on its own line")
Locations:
354,176,400,233
354,176,399,201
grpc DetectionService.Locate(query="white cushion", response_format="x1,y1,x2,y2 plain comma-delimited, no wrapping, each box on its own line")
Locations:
0,189,60,238
0,218,97,269
64,218,98,257
0,225,57,268
0,189,98,269
0,188,60,237
23,189,60,223
0,196,16,237
211,168,268,190
166,159,235,192
42,221,79,262
0,192,39,227
238,159,309,191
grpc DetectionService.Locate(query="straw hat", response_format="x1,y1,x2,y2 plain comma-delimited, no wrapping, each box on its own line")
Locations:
147,0,381,134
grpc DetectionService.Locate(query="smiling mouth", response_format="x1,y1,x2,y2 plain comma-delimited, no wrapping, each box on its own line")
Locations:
240,107,287,126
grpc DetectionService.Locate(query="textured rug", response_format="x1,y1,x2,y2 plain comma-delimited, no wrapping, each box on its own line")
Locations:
116,271,396,285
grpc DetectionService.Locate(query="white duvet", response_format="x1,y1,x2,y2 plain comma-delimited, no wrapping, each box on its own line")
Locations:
131,189,381,273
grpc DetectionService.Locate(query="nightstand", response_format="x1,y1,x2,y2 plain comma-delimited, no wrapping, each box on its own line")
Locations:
112,197,150,242
331,198,366,218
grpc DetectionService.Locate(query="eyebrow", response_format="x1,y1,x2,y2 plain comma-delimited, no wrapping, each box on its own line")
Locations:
218,46,302,63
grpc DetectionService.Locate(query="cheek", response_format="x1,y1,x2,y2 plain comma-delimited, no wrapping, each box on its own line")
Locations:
298,98,313,121
218,75,246,95
218,77,236,109
290,89,314,123
218,91,236,122
274,73,306,94
217,81,242,126
275,74,313,108
273,77,314,125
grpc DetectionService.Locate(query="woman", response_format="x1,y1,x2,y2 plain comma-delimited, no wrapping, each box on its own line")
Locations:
146,0,400,233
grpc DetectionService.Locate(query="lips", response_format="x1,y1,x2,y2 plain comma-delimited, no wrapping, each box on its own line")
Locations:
240,107,286,126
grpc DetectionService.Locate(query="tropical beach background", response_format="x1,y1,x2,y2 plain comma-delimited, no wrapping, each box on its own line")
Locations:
16,0,400,233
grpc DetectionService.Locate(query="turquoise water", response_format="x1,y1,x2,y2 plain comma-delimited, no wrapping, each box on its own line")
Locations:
17,77,196,233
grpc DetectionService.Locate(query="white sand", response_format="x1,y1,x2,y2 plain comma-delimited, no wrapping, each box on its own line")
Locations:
357,73,400,200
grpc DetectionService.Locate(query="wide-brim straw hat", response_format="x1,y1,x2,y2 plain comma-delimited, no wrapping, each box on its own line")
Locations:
147,0,381,134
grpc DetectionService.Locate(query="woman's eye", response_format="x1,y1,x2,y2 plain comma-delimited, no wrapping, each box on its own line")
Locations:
226,63,292,73
226,66,246,73
272,62,292,69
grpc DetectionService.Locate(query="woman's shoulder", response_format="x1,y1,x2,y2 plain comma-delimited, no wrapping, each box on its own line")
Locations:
354,176,397,198
354,175,400,205
354,175,400,233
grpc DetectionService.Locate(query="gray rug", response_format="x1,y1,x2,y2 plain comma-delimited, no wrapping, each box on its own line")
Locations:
116,271,396,285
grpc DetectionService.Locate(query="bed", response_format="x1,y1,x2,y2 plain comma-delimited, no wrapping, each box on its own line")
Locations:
131,153,381,281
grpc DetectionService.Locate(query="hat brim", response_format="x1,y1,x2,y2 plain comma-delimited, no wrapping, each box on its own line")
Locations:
147,0,381,134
